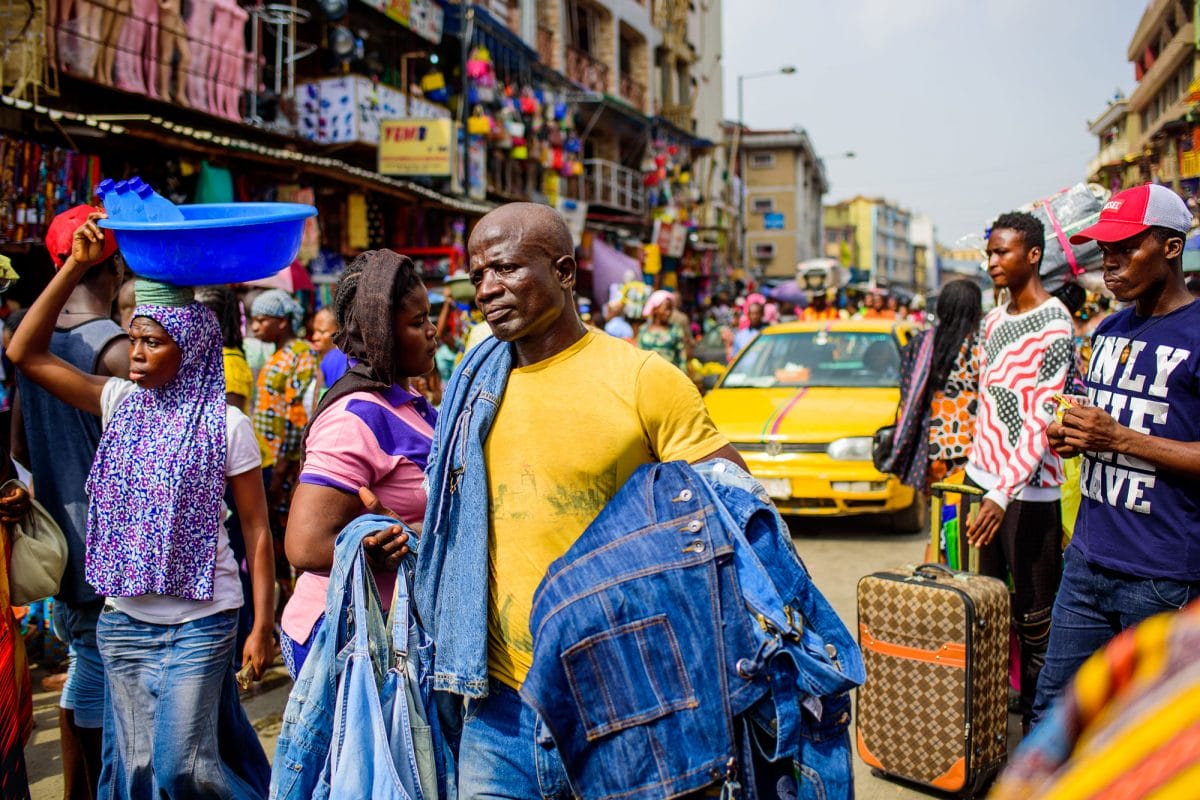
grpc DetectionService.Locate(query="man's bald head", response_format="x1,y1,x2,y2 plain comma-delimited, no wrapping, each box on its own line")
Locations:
469,203,574,260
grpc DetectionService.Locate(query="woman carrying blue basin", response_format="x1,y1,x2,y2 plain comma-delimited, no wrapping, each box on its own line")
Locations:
9,211,276,800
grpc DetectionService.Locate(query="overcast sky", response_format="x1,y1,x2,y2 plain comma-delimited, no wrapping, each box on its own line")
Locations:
723,0,1147,247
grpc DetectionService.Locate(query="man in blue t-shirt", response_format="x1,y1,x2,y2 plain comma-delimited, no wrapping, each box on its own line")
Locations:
1034,184,1200,726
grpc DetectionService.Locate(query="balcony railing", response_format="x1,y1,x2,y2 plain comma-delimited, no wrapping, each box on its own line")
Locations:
658,102,693,131
619,73,646,111
582,159,645,215
566,46,610,93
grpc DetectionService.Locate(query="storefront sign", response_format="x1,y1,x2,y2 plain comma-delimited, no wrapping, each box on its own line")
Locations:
764,212,785,230
379,119,453,176
358,0,443,44
556,198,588,243
1181,148,1200,180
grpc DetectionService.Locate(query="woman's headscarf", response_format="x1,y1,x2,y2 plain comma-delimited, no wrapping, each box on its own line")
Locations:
642,290,675,320
251,288,305,334
304,250,422,445
84,288,228,601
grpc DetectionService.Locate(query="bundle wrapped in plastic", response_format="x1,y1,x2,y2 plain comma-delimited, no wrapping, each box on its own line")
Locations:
1023,183,1111,291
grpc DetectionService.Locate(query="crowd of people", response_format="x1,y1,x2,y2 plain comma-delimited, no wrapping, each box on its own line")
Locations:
0,182,1197,799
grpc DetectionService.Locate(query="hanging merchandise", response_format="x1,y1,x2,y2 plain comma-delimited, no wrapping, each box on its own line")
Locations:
347,192,369,251
420,69,448,103
467,107,493,136
0,136,103,244
466,46,494,84
193,161,235,203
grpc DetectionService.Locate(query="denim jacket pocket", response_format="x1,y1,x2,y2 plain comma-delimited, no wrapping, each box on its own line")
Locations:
562,615,699,741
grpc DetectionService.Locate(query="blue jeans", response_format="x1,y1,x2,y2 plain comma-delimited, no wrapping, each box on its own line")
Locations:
54,601,107,728
96,608,267,799
1032,545,1200,726
457,681,573,800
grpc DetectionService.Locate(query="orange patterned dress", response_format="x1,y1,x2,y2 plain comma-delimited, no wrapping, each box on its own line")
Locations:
926,335,980,481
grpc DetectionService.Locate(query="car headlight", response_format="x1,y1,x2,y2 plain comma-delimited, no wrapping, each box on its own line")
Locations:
827,437,873,461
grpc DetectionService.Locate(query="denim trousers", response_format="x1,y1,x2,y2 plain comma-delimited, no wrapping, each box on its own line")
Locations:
96,608,268,799
53,600,107,728
457,681,573,800
1031,544,1200,726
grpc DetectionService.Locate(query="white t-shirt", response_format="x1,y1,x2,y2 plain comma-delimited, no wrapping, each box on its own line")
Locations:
100,378,262,624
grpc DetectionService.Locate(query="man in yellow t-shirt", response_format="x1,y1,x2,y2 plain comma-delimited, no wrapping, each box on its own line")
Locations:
459,202,746,798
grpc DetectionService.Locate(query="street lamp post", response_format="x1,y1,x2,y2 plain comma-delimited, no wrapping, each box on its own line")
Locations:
735,65,796,283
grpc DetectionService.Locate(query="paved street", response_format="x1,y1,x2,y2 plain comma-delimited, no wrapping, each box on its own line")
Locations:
25,514,1013,800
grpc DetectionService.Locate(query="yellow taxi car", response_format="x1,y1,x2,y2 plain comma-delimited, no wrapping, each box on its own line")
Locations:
704,319,925,531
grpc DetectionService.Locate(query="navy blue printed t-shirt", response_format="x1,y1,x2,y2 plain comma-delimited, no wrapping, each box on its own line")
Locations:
1072,300,1200,581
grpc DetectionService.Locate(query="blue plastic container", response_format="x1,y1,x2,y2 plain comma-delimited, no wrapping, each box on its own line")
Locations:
98,203,318,285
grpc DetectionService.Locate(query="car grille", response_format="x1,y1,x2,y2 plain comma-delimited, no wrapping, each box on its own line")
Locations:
733,442,828,453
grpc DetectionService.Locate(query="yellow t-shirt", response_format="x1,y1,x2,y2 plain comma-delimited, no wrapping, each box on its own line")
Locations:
485,330,728,689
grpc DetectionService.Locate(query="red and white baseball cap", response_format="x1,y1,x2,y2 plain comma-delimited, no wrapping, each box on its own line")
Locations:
1069,184,1193,244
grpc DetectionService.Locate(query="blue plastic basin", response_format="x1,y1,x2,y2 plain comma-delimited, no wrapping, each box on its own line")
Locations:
98,203,318,285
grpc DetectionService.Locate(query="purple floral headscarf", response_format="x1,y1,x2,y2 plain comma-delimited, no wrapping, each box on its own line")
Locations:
85,302,227,600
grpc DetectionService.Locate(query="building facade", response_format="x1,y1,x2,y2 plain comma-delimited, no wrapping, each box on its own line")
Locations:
2,0,727,311
1085,0,1200,198
740,128,827,279
822,195,916,292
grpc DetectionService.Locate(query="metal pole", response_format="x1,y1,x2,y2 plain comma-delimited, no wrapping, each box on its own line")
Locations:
737,73,744,280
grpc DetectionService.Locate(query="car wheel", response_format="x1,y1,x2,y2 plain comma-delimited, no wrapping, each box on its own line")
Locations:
891,495,928,534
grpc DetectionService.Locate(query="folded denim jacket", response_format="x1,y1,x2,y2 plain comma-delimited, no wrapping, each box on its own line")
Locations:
520,459,864,800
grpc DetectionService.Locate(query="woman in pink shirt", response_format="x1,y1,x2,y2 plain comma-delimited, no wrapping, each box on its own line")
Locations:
280,250,437,677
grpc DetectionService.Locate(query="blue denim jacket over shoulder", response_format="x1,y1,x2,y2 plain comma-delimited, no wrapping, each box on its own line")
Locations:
520,460,864,800
416,335,512,698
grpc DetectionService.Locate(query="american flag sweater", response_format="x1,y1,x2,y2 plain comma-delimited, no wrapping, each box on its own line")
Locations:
966,297,1074,509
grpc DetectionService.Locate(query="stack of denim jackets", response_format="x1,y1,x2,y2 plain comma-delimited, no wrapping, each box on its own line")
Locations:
520,460,864,800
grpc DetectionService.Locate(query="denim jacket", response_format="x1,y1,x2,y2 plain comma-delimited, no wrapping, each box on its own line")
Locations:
416,335,512,698
519,460,863,800
271,515,428,800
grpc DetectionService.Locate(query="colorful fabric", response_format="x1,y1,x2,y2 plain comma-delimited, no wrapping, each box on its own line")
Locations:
636,323,686,370
993,599,1200,799
1,499,32,800
928,334,980,470
251,289,305,333
966,297,1073,509
484,331,726,689
85,303,227,600
253,339,317,464
883,328,935,489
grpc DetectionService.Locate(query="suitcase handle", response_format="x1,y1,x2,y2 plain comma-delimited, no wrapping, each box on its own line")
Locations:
928,483,984,573
914,562,955,579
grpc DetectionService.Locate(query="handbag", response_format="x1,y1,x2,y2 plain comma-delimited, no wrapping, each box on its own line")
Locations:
871,425,896,474
327,542,441,800
6,479,68,606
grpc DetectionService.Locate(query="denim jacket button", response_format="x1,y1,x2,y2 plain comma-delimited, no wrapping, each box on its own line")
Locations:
678,489,693,502
686,519,703,532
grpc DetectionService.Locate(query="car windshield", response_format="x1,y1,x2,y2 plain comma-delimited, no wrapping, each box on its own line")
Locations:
720,331,901,388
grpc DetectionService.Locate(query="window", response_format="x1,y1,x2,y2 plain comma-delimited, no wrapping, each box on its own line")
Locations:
751,242,776,259
749,152,775,169
751,197,775,213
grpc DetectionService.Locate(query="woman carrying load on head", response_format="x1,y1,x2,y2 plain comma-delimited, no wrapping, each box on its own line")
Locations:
279,249,438,679
8,212,276,799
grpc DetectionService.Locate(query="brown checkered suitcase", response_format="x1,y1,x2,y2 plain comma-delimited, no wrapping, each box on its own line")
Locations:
855,483,1009,796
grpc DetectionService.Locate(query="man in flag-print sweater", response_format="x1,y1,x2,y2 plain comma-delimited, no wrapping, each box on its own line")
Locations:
966,210,1074,732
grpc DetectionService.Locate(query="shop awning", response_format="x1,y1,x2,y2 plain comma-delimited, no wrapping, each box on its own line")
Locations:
1,94,495,216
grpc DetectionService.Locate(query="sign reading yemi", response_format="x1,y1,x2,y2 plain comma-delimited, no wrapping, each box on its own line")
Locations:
379,120,453,176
